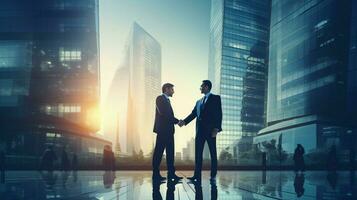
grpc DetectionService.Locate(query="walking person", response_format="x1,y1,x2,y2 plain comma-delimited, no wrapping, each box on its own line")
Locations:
41,145,57,171
293,144,305,173
61,148,70,170
327,145,338,171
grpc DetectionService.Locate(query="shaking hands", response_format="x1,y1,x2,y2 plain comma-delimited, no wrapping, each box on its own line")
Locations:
178,120,185,127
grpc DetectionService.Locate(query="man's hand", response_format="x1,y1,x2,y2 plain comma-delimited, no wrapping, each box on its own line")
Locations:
211,128,219,138
178,120,185,127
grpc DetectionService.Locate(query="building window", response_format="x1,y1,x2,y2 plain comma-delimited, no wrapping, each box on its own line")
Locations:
0,41,29,68
59,48,82,62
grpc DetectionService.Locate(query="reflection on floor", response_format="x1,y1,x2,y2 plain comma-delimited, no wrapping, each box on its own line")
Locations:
0,170,356,199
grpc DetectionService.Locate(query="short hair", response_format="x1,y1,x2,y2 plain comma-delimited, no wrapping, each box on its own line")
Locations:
202,80,212,91
162,83,174,93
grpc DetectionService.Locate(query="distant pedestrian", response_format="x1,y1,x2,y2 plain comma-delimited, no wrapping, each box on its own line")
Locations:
72,153,78,170
262,152,267,170
293,144,305,172
327,145,338,171
41,146,57,171
61,149,70,170
103,145,115,170
0,150,5,171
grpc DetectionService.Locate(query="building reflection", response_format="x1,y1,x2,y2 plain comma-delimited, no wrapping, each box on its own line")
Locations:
0,171,356,199
294,173,305,197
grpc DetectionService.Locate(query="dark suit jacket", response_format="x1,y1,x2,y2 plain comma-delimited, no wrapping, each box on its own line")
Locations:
153,94,179,134
184,94,222,136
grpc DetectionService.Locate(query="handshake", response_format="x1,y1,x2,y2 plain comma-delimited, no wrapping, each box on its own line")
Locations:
178,120,186,127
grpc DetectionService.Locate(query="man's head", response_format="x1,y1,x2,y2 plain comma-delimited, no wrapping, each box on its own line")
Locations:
200,80,212,94
162,83,175,97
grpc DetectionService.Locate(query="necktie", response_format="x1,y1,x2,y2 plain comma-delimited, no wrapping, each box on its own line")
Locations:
200,96,206,112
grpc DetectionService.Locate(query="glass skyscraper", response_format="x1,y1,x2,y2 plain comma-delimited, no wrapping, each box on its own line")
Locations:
105,22,161,155
0,0,110,168
208,0,271,157
255,0,357,160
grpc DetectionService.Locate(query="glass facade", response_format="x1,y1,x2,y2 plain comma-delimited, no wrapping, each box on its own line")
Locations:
256,0,357,165
104,23,161,155
0,0,109,166
267,0,353,124
208,0,271,157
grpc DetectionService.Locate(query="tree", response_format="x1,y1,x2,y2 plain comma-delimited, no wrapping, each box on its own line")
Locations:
138,149,144,161
239,145,262,160
261,139,288,164
219,150,233,161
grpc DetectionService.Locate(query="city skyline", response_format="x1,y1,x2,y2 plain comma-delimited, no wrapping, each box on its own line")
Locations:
2,1,357,199
1,0,356,168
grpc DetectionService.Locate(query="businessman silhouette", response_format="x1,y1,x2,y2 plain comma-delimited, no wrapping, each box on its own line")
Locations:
179,80,222,183
152,83,183,181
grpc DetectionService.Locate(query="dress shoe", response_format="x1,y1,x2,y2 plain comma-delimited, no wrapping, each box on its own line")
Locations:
167,174,183,181
187,176,201,183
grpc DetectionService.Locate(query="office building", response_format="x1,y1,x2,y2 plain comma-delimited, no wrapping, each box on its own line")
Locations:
254,0,357,158
208,0,271,156
105,22,161,155
0,0,110,168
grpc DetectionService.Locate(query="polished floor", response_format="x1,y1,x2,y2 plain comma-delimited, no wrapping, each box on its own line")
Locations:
0,170,356,199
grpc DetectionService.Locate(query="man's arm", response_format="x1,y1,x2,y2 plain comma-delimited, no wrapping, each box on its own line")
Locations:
213,96,222,132
183,103,197,125
156,96,179,124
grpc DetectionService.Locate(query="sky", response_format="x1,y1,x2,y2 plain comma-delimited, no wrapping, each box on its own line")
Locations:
99,0,211,152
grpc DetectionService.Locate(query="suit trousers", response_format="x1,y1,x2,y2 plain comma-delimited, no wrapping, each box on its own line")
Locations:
152,133,175,176
194,134,217,178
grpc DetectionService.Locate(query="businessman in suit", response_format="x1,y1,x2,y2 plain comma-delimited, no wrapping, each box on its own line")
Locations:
179,80,222,183
152,83,183,181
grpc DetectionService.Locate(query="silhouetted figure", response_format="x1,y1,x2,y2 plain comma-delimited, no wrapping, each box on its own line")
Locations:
103,171,115,188
327,171,338,190
183,80,222,183
293,144,305,172
72,153,78,170
103,145,115,170
294,173,305,197
152,83,182,181
262,152,267,170
61,149,70,170
327,145,338,171
41,146,57,171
